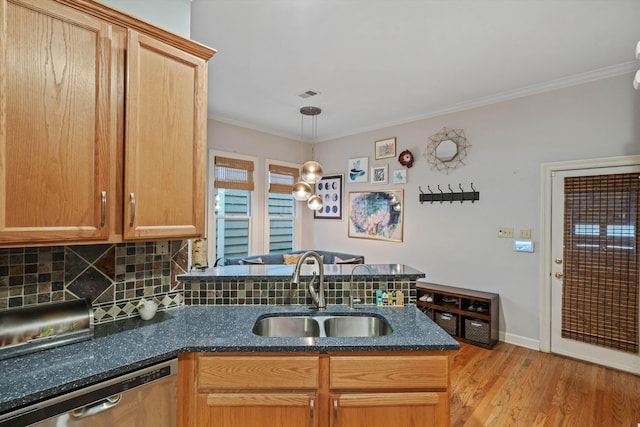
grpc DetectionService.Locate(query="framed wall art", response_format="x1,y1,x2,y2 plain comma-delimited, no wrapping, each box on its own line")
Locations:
348,190,404,242
347,157,368,183
374,137,396,160
314,174,343,220
392,169,407,184
371,164,388,184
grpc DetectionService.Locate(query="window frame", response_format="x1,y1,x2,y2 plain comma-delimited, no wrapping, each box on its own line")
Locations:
208,150,258,265
264,159,302,254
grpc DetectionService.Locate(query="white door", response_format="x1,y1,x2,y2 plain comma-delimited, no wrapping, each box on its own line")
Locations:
551,165,640,374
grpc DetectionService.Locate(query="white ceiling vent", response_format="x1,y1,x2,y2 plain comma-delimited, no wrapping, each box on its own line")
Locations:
298,89,320,99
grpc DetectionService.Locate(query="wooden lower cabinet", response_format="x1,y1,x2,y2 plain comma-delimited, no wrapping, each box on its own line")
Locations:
330,392,449,427
179,352,452,427
196,392,317,427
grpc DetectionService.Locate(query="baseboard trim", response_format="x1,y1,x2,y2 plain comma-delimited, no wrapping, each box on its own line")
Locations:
500,332,540,351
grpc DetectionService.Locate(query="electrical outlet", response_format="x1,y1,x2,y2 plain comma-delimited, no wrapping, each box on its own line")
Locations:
156,241,169,255
497,227,514,238
519,228,532,239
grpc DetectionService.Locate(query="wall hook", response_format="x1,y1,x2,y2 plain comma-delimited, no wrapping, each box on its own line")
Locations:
448,184,454,203
459,183,465,203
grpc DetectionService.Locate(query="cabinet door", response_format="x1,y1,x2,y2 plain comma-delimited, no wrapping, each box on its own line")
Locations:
330,392,449,427
197,392,317,427
0,0,112,244
125,30,207,240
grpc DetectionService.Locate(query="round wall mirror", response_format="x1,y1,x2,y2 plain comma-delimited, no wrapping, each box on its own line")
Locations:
435,139,458,162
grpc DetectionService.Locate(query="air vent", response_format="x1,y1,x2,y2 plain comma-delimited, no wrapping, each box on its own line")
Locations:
298,89,320,99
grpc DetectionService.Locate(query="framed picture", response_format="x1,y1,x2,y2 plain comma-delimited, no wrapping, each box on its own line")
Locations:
347,157,368,183
348,190,404,242
374,137,396,160
392,169,407,184
371,164,388,184
314,174,343,220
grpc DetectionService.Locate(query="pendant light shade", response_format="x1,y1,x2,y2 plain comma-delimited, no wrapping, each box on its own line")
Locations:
301,161,323,184
292,181,313,201
307,194,323,211
292,106,325,211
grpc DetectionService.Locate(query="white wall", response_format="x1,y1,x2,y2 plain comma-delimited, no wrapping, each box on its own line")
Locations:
311,73,640,347
100,0,192,37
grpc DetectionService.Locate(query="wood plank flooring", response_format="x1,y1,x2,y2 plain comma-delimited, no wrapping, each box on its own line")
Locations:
450,341,640,426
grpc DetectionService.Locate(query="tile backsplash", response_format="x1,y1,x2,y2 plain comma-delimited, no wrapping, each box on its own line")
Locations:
0,241,190,323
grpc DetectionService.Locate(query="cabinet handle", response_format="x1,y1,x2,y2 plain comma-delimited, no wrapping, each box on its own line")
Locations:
333,399,339,427
100,191,107,228
129,193,136,227
309,398,314,427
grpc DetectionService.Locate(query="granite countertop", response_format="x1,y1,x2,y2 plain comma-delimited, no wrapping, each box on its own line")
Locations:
178,263,425,280
0,304,458,415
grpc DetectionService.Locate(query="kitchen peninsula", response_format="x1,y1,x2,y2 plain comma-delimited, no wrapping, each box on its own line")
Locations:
177,263,425,306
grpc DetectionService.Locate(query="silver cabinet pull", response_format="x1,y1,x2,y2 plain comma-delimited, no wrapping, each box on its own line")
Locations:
100,191,107,227
71,394,121,419
309,398,314,427
333,399,339,427
129,193,136,227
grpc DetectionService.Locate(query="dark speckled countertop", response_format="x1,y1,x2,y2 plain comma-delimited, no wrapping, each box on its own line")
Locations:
0,304,458,415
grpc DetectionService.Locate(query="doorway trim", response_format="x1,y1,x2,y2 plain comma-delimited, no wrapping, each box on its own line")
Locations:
539,155,640,353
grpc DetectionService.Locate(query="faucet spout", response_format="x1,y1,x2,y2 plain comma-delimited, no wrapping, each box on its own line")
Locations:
291,251,326,310
349,264,373,308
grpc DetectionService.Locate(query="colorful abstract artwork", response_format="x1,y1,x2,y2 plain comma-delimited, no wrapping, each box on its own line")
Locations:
348,190,403,242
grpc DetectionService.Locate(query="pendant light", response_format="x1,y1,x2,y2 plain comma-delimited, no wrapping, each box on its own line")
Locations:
292,107,324,211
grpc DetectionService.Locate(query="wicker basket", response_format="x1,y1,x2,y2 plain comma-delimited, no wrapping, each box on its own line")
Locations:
464,318,490,344
436,312,457,336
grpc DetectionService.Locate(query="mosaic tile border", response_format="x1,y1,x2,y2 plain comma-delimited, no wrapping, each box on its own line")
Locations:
181,277,418,306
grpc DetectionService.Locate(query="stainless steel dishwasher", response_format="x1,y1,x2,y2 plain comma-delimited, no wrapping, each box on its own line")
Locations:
0,359,178,427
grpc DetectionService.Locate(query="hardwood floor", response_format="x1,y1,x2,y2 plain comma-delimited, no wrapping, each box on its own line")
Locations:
450,341,640,426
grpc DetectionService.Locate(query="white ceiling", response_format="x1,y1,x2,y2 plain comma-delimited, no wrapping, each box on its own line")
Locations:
190,0,640,142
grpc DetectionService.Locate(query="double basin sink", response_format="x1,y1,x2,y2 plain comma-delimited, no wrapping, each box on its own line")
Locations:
252,312,393,338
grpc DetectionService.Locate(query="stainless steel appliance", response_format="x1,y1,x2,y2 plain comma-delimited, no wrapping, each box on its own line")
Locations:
0,299,94,360
0,359,177,427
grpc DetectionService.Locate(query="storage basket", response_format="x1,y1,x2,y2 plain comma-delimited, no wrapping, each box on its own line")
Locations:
436,312,457,336
464,318,490,344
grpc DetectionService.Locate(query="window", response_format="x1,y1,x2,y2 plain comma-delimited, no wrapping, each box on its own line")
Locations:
213,155,255,260
267,164,299,254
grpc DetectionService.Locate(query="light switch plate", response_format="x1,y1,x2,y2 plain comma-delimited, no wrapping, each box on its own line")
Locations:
497,227,514,238
519,228,532,239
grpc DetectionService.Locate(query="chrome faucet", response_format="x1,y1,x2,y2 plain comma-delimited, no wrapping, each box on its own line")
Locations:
349,264,372,308
291,251,326,310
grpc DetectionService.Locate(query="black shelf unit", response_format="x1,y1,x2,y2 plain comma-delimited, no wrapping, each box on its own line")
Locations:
417,282,499,349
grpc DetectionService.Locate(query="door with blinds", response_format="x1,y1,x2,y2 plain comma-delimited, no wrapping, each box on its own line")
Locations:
550,165,640,374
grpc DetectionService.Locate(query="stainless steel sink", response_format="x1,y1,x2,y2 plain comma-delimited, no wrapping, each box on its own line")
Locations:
252,315,321,337
252,313,392,338
323,315,392,337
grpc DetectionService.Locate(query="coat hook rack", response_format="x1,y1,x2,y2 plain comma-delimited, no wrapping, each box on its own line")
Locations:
419,183,479,204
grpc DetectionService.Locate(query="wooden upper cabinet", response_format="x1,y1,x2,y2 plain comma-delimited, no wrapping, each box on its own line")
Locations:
124,31,207,240
0,0,112,243
0,0,214,246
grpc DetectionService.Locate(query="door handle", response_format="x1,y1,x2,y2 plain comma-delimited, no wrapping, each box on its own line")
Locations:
100,191,107,228
70,394,121,419
554,258,563,264
554,272,563,280
129,193,136,227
